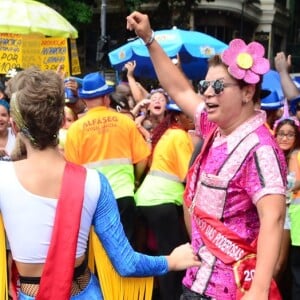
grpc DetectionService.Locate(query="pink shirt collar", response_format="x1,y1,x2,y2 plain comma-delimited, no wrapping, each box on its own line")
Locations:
213,110,266,153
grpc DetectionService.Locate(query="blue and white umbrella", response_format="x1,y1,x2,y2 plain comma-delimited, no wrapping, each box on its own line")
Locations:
108,27,228,80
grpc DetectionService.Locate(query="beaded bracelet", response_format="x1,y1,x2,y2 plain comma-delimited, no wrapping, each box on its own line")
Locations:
144,30,155,47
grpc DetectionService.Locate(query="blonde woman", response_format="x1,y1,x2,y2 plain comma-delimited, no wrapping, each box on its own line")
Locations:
0,67,200,300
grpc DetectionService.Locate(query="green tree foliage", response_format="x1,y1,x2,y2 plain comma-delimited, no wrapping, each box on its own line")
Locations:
124,0,143,11
38,0,93,27
124,0,198,29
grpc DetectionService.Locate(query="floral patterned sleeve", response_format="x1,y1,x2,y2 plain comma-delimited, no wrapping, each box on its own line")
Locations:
244,144,287,204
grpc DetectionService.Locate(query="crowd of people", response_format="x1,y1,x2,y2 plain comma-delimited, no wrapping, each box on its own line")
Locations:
0,10,299,300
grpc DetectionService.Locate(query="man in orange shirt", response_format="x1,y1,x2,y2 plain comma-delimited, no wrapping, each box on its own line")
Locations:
65,72,150,244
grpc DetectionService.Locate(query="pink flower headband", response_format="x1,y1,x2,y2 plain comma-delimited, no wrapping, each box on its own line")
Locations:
221,39,270,84
273,98,300,131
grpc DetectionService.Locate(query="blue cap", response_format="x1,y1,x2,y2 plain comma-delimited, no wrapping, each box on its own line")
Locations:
260,90,284,111
78,72,114,99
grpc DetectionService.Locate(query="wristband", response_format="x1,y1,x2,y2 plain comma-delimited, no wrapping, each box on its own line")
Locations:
144,30,155,47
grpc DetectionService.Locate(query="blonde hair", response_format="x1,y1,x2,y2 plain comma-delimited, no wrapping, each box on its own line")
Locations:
9,67,65,150
10,135,27,161
64,106,78,122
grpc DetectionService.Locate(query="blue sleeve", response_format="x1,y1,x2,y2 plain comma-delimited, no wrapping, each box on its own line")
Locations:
92,172,168,277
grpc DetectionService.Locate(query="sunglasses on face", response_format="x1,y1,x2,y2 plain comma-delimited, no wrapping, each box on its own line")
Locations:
198,79,239,95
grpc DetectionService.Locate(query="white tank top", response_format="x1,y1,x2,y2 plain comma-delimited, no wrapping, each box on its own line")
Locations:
0,162,99,263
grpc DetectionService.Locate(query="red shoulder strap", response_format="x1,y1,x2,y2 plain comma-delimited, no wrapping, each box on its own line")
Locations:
184,127,217,207
36,162,87,300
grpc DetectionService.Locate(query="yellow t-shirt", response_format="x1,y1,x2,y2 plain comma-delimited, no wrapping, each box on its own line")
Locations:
135,128,194,206
151,128,194,181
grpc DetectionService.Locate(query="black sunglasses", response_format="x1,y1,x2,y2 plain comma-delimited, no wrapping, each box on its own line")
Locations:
198,79,239,95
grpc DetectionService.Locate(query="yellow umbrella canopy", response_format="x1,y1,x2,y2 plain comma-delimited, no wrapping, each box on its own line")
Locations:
0,0,78,38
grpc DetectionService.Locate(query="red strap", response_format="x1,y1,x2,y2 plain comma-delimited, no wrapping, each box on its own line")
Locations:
36,162,86,300
184,127,217,207
10,261,18,300
193,207,256,264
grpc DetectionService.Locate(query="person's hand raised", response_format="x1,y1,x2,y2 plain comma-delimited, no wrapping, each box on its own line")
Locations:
65,78,79,95
274,52,292,74
126,11,153,43
125,61,136,77
56,63,66,80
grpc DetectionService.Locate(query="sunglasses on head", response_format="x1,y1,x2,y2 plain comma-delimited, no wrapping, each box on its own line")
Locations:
150,88,167,96
198,79,239,95
149,88,170,101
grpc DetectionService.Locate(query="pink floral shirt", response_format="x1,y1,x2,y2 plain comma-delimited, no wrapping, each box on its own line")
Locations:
183,107,287,299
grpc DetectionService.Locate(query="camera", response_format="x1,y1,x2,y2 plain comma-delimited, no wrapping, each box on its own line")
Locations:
120,66,128,81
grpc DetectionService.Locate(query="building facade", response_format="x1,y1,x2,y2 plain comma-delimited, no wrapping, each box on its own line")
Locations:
191,0,290,68
81,0,299,74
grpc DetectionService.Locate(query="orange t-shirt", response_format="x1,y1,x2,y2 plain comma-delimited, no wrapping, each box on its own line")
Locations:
64,106,150,198
65,106,150,165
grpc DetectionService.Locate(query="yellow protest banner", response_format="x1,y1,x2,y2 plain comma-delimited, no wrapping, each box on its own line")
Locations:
40,37,70,76
22,34,43,69
0,33,22,74
0,34,77,76
69,39,81,75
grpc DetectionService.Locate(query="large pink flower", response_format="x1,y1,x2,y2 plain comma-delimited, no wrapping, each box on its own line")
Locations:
221,39,270,84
